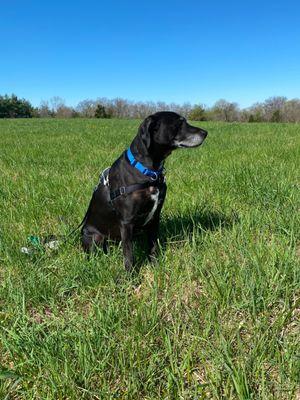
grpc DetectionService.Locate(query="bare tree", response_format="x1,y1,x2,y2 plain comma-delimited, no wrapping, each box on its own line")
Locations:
180,102,193,118
76,99,98,117
32,95,300,122
246,102,265,122
211,99,240,122
263,96,287,122
39,100,53,117
112,98,131,118
56,105,76,118
49,96,66,114
283,99,300,122
156,101,168,112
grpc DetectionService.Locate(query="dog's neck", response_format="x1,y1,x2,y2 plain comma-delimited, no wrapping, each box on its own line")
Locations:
130,136,170,171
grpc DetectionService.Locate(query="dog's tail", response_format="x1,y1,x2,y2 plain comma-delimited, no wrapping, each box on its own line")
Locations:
65,203,90,238
68,167,109,238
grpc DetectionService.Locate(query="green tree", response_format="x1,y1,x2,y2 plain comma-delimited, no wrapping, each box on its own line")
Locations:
248,112,263,122
188,105,207,121
95,104,110,118
271,110,282,122
0,94,34,118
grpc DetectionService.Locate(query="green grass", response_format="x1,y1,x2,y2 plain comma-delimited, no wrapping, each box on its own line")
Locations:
0,118,300,399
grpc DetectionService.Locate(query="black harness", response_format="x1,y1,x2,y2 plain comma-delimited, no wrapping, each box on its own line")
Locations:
110,179,164,201
97,149,165,205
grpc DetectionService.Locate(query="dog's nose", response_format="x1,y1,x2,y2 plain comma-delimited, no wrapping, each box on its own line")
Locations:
201,129,208,138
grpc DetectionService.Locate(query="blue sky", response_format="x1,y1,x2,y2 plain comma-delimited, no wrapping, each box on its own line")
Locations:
1,0,300,108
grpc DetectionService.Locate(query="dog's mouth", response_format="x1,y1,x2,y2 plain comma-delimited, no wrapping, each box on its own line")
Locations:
176,140,205,148
177,142,204,148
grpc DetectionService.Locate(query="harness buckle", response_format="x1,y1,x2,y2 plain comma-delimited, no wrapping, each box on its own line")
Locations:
150,172,158,181
120,186,126,195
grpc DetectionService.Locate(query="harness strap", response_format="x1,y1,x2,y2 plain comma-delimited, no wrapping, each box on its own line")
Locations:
110,181,156,201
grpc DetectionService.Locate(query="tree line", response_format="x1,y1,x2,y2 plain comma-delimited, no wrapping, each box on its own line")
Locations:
1,94,300,122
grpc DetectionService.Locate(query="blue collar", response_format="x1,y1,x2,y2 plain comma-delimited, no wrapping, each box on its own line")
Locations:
126,148,164,181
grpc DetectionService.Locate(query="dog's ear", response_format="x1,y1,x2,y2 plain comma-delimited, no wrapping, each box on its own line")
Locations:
139,115,156,149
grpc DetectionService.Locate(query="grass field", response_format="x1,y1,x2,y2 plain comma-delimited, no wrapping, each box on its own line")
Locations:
0,118,300,399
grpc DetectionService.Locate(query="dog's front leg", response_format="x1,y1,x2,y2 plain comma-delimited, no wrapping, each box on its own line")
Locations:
146,217,160,263
120,223,134,272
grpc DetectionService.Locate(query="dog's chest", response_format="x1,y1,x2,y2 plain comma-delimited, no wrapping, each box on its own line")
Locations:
142,189,160,225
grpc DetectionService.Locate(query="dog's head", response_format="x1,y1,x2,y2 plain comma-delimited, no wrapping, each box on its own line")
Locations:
139,111,208,152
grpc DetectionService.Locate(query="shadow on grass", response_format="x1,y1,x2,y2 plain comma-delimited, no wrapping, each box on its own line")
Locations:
133,208,239,272
50,208,239,279
159,208,239,242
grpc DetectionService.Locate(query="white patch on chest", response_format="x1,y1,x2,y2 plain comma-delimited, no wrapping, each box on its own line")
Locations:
143,190,159,226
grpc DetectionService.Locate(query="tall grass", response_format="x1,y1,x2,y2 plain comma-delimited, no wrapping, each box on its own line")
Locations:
0,119,299,399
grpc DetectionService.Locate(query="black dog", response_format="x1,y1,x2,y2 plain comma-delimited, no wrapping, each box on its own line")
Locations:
81,111,207,271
